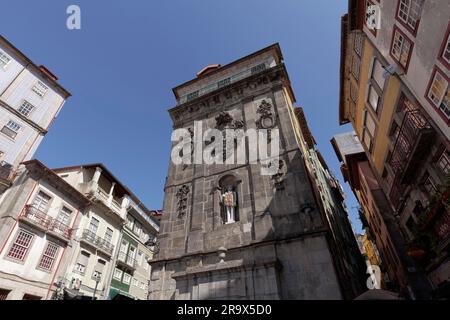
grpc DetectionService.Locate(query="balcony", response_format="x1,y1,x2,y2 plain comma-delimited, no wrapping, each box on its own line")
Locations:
19,205,72,241
389,109,434,184
117,251,137,270
388,109,434,209
79,229,114,256
176,59,273,105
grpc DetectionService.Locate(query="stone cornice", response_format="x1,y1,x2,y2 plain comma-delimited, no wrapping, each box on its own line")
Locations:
168,65,292,128
0,99,47,134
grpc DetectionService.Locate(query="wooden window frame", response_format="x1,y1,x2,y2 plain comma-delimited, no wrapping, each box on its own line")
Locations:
395,0,423,37
438,21,450,71
36,242,60,272
390,25,414,73
6,229,35,263
425,66,450,124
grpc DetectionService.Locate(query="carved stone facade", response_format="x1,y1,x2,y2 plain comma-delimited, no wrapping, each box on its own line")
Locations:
149,44,345,299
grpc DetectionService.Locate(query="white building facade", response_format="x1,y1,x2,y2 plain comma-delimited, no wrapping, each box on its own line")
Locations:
0,35,70,193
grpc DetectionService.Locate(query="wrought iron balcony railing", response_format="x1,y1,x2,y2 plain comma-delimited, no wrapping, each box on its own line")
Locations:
176,59,273,105
80,229,114,255
20,205,72,240
388,108,434,209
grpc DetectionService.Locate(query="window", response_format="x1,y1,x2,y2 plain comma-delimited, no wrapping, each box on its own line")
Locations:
126,214,135,230
1,120,21,139
351,54,361,80
93,259,106,280
350,82,358,119
0,289,10,300
133,221,142,237
7,229,34,261
74,250,89,275
22,294,41,300
143,255,149,271
0,50,11,69
74,263,86,275
122,273,131,285
89,217,99,234
139,281,146,290
113,268,123,281
362,110,376,152
219,175,239,224
186,90,199,102
251,63,266,75
424,175,437,195
119,240,129,261
137,251,143,267
371,58,385,90
354,33,364,57
32,81,48,97
132,278,139,287
391,27,413,70
37,242,59,271
32,191,51,212
57,206,72,226
104,228,113,244
128,246,136,265
427,68,450,120
368,86,380,112
440,22,450,68
92,270,102,280
17,100,35,117
437,151,450,174
397,0,424,35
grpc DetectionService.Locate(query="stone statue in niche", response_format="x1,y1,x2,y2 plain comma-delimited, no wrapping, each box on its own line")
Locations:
176,185,190,218
256,100,276,129
217,175,239,224
221,186,237,224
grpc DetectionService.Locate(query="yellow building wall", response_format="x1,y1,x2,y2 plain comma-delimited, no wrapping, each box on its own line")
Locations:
371,77,401,176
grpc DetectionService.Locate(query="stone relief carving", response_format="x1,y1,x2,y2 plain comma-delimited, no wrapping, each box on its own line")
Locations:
176,185,190,218
215,111,244,130
256,100,276,129
271,160,286,190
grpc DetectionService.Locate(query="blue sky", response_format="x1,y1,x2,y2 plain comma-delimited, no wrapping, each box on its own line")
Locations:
1,0,362,232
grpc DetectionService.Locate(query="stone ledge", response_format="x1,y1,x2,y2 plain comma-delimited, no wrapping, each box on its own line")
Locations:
171,259,279,280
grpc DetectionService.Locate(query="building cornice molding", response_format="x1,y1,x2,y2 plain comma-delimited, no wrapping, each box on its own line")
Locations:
0,99,47,134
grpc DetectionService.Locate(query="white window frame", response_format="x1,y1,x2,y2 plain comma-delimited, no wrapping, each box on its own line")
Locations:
113,268,123,281
397,0,424,32
32,81,48,98
17,100,35,117
428,69,450,119
74,263,86,275
0,50,11,69
32,190,52,212
122,273,131,285
1,120,21,140
89,217,99,235
56,206,72,226
391,28,412,69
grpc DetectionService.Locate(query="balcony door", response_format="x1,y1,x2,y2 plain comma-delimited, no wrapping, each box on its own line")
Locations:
57,207,72,226
32,191,51,212
119,240,129,262
89,217,99,235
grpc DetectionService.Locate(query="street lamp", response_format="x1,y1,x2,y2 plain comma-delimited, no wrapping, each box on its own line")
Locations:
92,273,101,300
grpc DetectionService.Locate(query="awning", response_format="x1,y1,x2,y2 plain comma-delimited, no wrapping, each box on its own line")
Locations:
109,288,135,300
